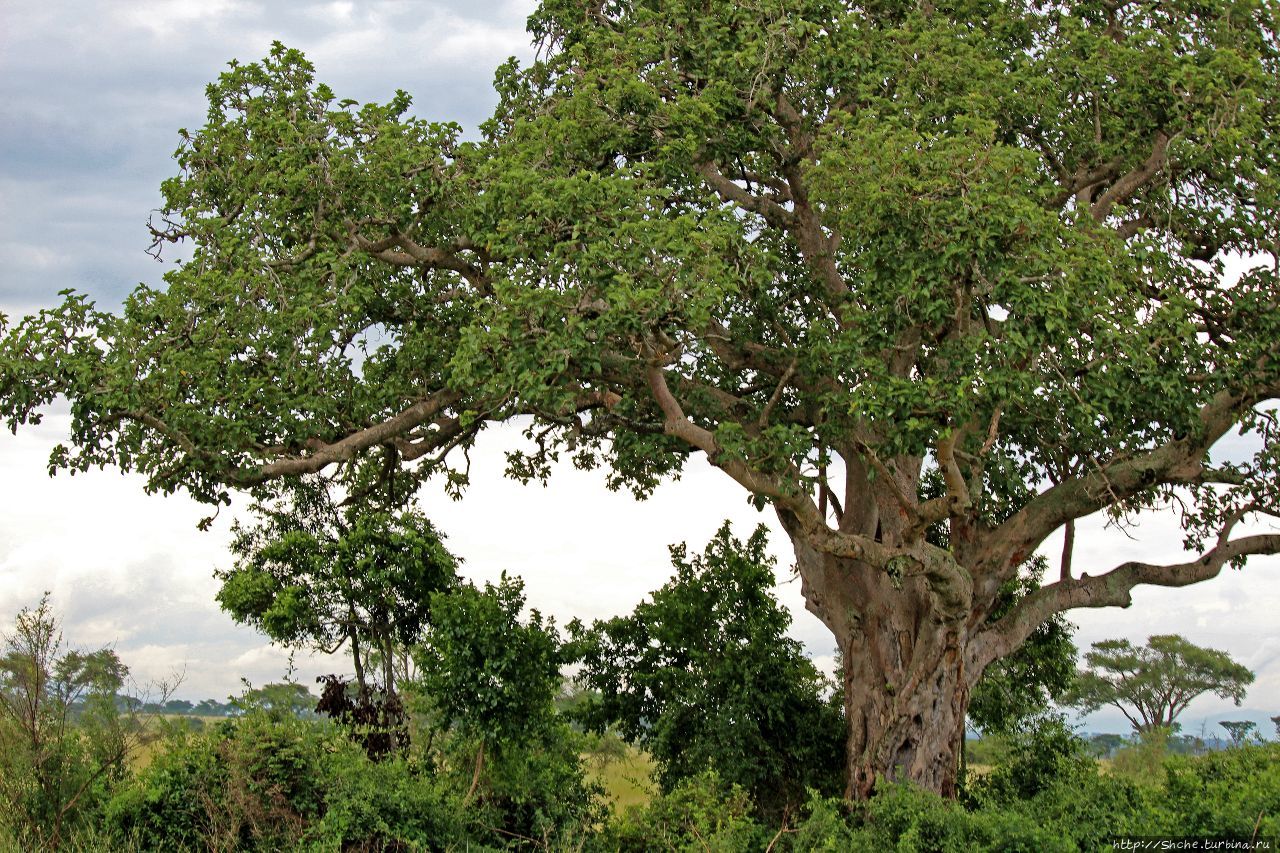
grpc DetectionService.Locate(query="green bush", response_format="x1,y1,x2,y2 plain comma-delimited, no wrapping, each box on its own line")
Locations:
301,753,466,851
107,709,607,851
784,794,860,851
850,782,1069,853
455,722,608,849
971,716,1155,846
974,714,1094,802
594,772,770,852
1109,726,1173,785
1154,742,1280,839
105,713,338,851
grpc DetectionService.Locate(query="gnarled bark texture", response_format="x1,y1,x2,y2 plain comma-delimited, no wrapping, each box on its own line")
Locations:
792,538,973,798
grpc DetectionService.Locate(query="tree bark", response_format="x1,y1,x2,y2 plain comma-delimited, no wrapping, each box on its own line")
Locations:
790,534,972,799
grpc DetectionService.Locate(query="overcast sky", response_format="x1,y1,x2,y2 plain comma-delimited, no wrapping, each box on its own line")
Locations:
1,1,1276,735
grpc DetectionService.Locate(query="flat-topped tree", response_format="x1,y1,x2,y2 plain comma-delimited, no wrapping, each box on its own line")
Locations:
2,2,1280,798
1067,635,1254,734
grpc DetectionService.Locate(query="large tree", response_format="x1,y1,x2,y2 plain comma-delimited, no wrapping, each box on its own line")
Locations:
2,1,1279,797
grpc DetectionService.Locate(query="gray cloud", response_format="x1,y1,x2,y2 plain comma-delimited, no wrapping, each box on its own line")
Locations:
1,0,536,311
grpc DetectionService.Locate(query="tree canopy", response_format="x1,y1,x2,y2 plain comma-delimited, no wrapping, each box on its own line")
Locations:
1067,634,1254,733
2,0,1278,797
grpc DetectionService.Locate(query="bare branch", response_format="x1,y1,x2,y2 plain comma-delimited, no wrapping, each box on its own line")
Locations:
758,358,797,429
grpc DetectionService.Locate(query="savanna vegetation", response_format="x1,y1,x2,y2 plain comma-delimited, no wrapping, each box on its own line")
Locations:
2,525,1278,850
3,0,1280,798
2,0,1280,846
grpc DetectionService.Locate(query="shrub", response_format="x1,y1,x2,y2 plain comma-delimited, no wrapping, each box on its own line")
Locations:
107,713,476,852
1155,742,1280,839
1109,725,1173,785
105,713,336,851
852,782,1070,853
974,714,1094,802
594,772,770,852
0,596,137,848
970,715,1156,847
301,754,466,851
436,720,606,849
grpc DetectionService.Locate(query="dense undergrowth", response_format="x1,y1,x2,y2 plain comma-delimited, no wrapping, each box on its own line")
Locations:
2,710,1276,851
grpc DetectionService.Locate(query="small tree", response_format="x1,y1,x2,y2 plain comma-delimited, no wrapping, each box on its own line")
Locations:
217,479,457,696
1219,720,1257,747
1067,635,1254,734
0,594,161,847
570,522,844,819
413,575,566,801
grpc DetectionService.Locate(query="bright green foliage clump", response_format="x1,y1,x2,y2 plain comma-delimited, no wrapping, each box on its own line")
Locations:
414,575,607,844
1156,743,1280,838
571,522,844,819
106,695,602,851
596,772,773,852
415,575,566,758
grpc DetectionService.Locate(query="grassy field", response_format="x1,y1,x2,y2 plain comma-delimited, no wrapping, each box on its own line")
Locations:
588,746,655,810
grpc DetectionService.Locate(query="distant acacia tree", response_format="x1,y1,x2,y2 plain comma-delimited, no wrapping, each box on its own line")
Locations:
1067,635,1253,734
1219,720,1257,747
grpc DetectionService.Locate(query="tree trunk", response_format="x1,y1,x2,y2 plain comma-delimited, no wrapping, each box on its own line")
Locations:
791,533,972,799
841,619,969,799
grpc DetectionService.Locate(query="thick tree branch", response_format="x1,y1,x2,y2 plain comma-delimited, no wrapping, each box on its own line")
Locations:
695,161,795,229
1091,131,1172,221
970,532,1280,676
983,385,1271,578
233,391,465,485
